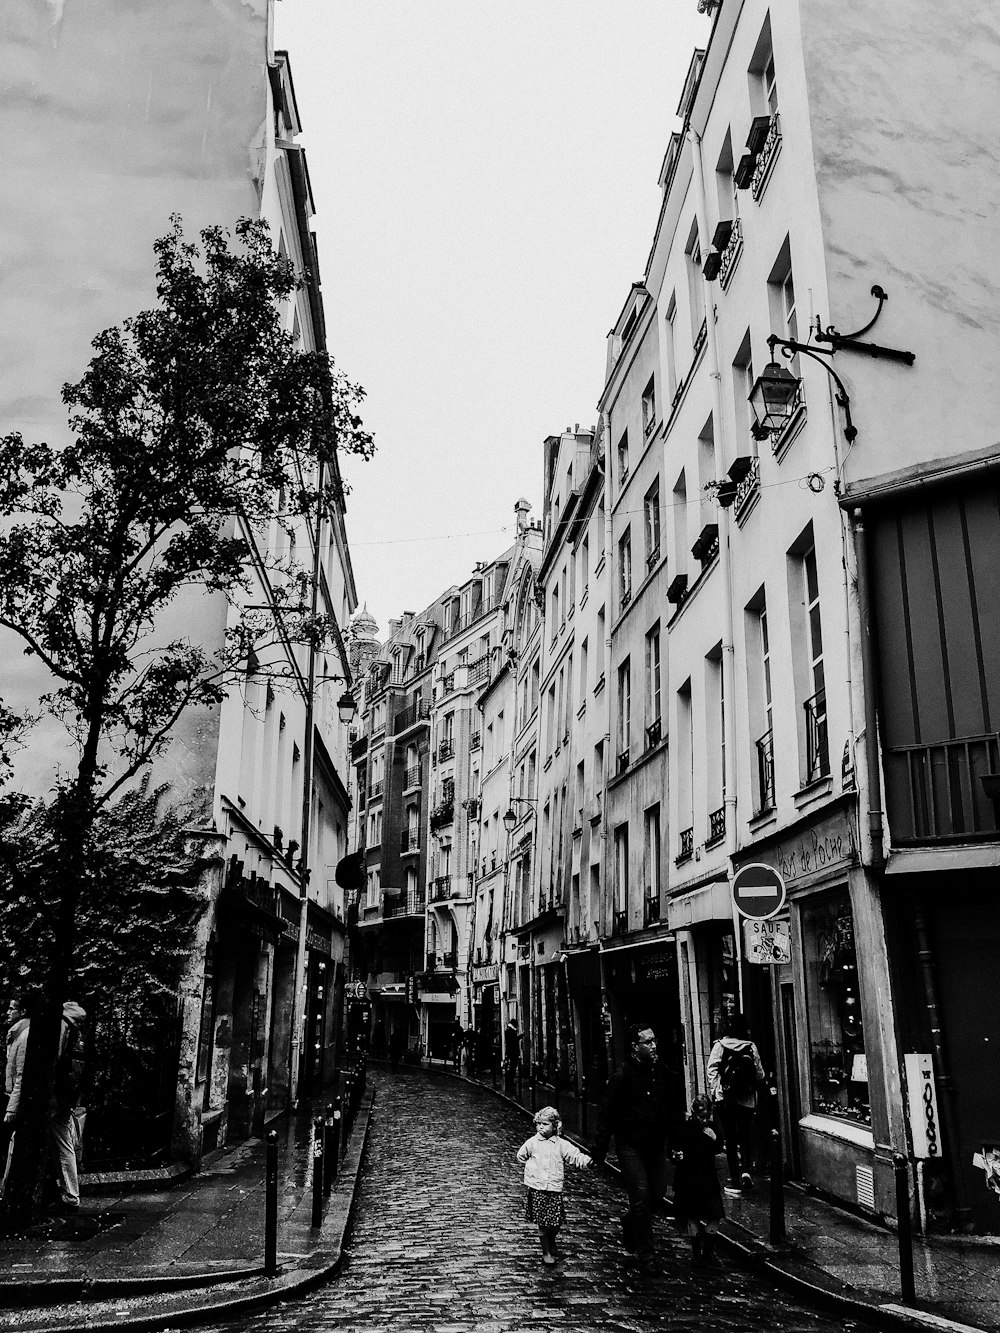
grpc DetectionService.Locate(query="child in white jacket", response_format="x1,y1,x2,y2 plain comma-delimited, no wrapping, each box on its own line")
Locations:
516,1105,592,1266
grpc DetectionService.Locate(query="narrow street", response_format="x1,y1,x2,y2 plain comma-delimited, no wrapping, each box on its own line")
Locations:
208,1071,862,1333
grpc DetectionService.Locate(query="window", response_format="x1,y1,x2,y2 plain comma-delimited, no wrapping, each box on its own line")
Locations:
768,239,800,382
546,684,556,754
745,591,775,813
732,329,756,450
550,585,559,637
672,470,688,576
645,624,661,746
749,16,778,117
579,534,589,597
564,653,574,736
685,220,705,342
580,637,589,703
802,893,868,1125
619,527,632,608
644,479,661,568
801,541,829,781
644,804,661,900
715,129,738,223
642,376,656,437
665,293,679,401
614,824,629,920
576,760,586,824
617,659,631,769
617,430,630,486
706,646,725,839
676,679,694,856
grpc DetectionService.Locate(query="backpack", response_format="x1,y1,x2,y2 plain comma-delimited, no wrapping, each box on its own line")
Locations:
719,1044,758,1101
53,1020,85,1108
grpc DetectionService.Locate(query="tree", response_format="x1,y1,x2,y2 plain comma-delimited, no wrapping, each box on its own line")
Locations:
0,217,373,1223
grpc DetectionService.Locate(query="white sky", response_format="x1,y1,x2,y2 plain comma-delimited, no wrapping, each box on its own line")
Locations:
273,1,711,637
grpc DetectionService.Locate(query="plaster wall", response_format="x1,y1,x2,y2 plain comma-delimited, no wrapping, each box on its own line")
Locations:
799,0,1000,487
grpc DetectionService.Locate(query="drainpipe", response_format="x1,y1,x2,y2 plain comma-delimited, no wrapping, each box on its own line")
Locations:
688,126,742,1008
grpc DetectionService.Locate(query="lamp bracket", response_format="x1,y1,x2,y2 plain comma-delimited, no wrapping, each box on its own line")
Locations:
812,284,915,365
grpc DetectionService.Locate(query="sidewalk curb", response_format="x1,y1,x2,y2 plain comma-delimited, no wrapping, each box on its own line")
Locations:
441,1066,989,1333
0,1087,377,1333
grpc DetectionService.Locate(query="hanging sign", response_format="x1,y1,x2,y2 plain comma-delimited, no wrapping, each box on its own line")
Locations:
732,863,786,919
904,1053,941,1159
742,917,791,964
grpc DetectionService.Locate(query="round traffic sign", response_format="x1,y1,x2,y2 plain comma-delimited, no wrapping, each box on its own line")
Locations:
732,863,786,919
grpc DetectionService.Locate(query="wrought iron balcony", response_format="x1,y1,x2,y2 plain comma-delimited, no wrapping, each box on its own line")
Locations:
718,216,743,290
645,718,662,751
693,317,708,356
691,523,719,568
385,889,425,918
468,655,490,684
470,731,481,750
676,826,694,864
751,113,782,201
369,779,384,800
612,909,628,936
804,688,830,783
734,454,760,517
431,876,453,902
616,748,630,775
885,731,1000,845
646,544,661,572
438,739,454,762
429,801,454,831
404,764,421,789
756,727,775,814
393,699,431,733
644,895,661,926
400,827,420,854
707,805,726,846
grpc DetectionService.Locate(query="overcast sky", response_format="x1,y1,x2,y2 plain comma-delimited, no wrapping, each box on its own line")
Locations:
273,1,711,637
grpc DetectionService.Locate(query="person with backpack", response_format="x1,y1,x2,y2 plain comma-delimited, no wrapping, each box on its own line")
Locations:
706,1011,766,1196
49,1000,88,1212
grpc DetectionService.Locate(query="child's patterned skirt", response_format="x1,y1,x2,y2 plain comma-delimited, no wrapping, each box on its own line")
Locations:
525,1188,566,1228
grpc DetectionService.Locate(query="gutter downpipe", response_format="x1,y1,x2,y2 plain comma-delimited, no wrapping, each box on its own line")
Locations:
688,126,742,1009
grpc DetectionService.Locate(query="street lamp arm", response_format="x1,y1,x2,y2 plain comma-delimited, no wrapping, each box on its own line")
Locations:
768,334,859,444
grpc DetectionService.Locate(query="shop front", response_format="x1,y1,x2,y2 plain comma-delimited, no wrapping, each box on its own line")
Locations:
301,909,337,1094
733,799,900,1216
600,936,685,1122
470,961,500,1070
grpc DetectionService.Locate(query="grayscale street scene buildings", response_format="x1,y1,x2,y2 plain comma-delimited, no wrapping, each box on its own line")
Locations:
1,0,1000,1330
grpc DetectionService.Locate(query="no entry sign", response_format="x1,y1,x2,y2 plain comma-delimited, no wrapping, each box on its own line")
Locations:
732,863,786,920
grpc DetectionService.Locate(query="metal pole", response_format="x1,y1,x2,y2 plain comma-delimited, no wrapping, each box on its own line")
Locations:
769,1127,786,1244
343,1071,354,1141
323,1104,336,1196
894,1153,916,1304
264,1130,279,1276
331,1095,343,1179
311,1116,324,1229
581,1075,589,1139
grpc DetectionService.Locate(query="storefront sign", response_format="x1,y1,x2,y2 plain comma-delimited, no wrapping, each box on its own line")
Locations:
732,863,786,919
904,1053,941,1158
634,947,676,985
743,918,791,964
472,963,499,984
771,816,856,886
347,981,368,1000
306,928,331,956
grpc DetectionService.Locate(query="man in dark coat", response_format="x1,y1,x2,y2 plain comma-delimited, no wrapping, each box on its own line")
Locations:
592,1023,677,1274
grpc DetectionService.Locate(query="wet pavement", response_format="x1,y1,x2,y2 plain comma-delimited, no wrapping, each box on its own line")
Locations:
200,1069,861,1333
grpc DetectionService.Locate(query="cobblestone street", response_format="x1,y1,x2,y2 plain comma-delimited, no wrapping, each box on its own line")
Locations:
205,1071,862,1333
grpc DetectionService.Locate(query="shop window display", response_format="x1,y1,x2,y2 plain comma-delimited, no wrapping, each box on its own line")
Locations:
802,892,870,1125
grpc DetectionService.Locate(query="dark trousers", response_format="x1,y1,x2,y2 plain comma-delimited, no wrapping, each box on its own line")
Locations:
719,1102,755,1184
617,1143,670,1260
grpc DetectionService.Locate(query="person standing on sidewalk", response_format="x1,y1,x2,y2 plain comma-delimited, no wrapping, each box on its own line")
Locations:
49,1000,88,1213
516,1105,592,1266
1,997,28,1198
591,1023,677,1275
707,1011,765,1197
672,1094,726,1268
504,1016,521,1078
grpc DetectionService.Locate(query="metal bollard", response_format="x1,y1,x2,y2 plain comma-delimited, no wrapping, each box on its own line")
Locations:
323,1104,336,1195
581,1075,589,1139
311,1116,324,1228
769,1127,786,1243
264,1130,279,1275
894,1153,916,1304
331,1095,343,1180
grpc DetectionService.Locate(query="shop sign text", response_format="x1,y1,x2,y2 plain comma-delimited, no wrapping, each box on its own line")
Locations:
743,918,791,965
771,821,857,886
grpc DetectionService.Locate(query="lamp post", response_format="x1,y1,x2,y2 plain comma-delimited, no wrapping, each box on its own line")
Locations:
749,284,915,448
503,796,537,835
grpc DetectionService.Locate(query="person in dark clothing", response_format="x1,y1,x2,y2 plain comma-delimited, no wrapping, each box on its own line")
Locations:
706,1011,766,1196
592,1023,677,1274
672,1094,726,1267
388,1027,406,1073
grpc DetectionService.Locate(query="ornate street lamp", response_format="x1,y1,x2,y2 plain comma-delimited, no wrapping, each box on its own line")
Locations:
503,796,537,835
336,689,357,725
749,357,802,437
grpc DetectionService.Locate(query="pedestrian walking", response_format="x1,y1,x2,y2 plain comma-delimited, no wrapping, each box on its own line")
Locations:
672,1094,726,1268
1,996,28,1198
706,1011,766,1197
516,1105,592,1266
504,1016,520,1082
49,1000,88,1212
591,1023,679,1275
450,1020,465,1072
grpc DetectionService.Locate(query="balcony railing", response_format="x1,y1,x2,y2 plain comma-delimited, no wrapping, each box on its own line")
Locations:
369,779,384,800
384,890,425,918
645,718,662,750
438,739,454,762
430,800,454,831
751,112,781,200
470,731,481,750
707,805,726,846
734,455,760,518
393,699,431,733
400,827,420,854
804,688,830,784
441,673,455,695
620,584,632,609
431,876,453,902
719,215,743,289
644,895,661,927
676,826,694,864
646,544,661,572
441,950,457,969
885,731,1000,845
756,727,775,814
404,764,421,789
468,655,490,684
616,748,630,775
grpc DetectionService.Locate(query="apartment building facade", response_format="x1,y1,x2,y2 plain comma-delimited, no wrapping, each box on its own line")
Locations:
1,2,359,1165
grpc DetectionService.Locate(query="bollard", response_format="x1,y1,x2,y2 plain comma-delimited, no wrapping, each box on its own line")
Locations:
311,1116,324,1228
769,1127,786,1243
894,1153,916,1304
331,1095,343,1179
581,1075,589,1139
264,1130,279,1276
323,1104,336,1195
343,1072,355,1141
517,1063,523,1101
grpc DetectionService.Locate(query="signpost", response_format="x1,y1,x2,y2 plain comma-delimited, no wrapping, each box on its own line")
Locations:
743,917,791,964
732,863,787,920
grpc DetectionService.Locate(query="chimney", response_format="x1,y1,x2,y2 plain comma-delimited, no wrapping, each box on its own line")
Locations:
514,498,532,533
